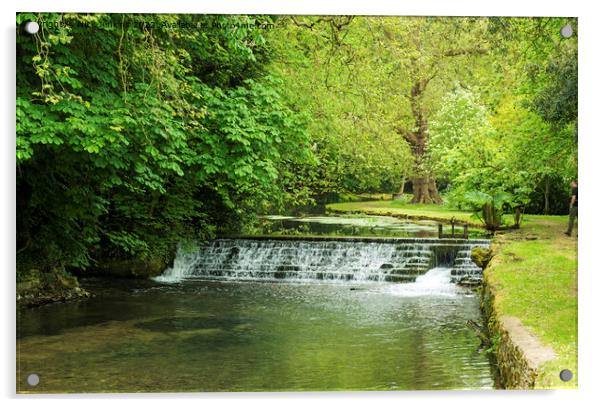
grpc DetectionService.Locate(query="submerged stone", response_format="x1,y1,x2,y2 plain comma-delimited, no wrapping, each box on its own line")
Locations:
135,316,250,332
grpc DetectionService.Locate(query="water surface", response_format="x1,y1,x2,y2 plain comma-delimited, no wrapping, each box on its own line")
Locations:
252,215,486,239
17,274,494,393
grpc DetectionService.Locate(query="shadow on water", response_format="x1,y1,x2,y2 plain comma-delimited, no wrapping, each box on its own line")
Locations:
17,278,175,339
135,315,252,332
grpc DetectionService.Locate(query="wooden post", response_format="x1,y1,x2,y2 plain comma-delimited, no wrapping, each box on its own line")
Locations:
451,220,455,237
463,224,468,239
438,224,443,239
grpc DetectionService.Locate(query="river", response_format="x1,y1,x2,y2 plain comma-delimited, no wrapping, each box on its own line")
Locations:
17,216,495,393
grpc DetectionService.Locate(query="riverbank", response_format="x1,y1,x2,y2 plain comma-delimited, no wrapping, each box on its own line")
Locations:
327,200,578,389
483,216,577,388
17,254,171,307
327,200,481,226
17,266,91,307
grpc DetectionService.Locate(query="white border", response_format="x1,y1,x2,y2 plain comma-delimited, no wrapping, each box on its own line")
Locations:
8,0,583,17
3,1,601,407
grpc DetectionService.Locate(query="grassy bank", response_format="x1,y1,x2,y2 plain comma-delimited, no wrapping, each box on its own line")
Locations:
486,216,577,388
327,199,578,388
327,200,479,225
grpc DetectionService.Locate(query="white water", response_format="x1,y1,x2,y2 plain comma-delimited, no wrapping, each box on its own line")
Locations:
386,267,460,297
153,248,199,283
154,239,487,286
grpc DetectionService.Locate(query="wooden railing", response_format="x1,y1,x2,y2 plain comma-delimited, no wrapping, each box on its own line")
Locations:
438,217,468,239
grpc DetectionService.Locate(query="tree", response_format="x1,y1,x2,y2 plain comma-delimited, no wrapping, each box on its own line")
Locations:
429,88,499,199
16,13,313,273
268,16,414,198
374,17,491,203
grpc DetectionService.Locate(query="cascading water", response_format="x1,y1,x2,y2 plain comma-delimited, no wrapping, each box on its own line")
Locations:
154,246,202,283
387,267,460,297
155,237,489,285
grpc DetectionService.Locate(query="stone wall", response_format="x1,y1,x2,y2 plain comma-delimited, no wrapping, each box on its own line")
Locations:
481,245,557,389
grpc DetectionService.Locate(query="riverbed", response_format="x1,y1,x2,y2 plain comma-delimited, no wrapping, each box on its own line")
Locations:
18,276,494,392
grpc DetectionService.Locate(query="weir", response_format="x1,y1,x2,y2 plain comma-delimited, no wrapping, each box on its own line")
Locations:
156,237,490,284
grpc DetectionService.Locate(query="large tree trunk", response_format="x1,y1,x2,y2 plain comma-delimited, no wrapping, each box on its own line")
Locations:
400,77,443,204
410,176,443,204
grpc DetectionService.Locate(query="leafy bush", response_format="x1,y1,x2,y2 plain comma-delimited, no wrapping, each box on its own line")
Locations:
463,191,513,230
16,13,313,271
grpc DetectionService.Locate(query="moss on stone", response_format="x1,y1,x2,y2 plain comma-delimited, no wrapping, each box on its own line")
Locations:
17,266,90,307
471,247,493,268
90,256,169,278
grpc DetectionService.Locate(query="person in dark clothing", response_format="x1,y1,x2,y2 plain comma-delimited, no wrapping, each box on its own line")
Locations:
564,180,578,236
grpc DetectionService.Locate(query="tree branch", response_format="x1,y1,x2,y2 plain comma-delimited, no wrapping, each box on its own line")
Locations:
290,16,327,30
442,47,489,57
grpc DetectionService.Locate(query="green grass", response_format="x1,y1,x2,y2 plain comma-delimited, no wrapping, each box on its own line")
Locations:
486,218,577,388
329,197,578,388
327,200,478,224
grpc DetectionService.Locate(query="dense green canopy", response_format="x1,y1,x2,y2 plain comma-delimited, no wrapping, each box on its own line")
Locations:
16,14,577,272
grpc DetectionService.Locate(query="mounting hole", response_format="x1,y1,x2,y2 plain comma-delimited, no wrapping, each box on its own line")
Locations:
559,369,573,382
23,21,40,35
560,24,573,38
26,373,40,386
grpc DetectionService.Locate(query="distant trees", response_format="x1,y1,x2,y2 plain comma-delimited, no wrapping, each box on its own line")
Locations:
271,15,577,227
424,17,577,224
16,13,579,270
268,16,414,198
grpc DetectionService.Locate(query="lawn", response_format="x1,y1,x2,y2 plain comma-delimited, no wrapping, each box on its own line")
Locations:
328,198,578,388
327,200,478,224
486,216,577,388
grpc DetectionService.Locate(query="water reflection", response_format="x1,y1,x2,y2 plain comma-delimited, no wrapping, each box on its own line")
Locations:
17,279,494,393
250,215,486,238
